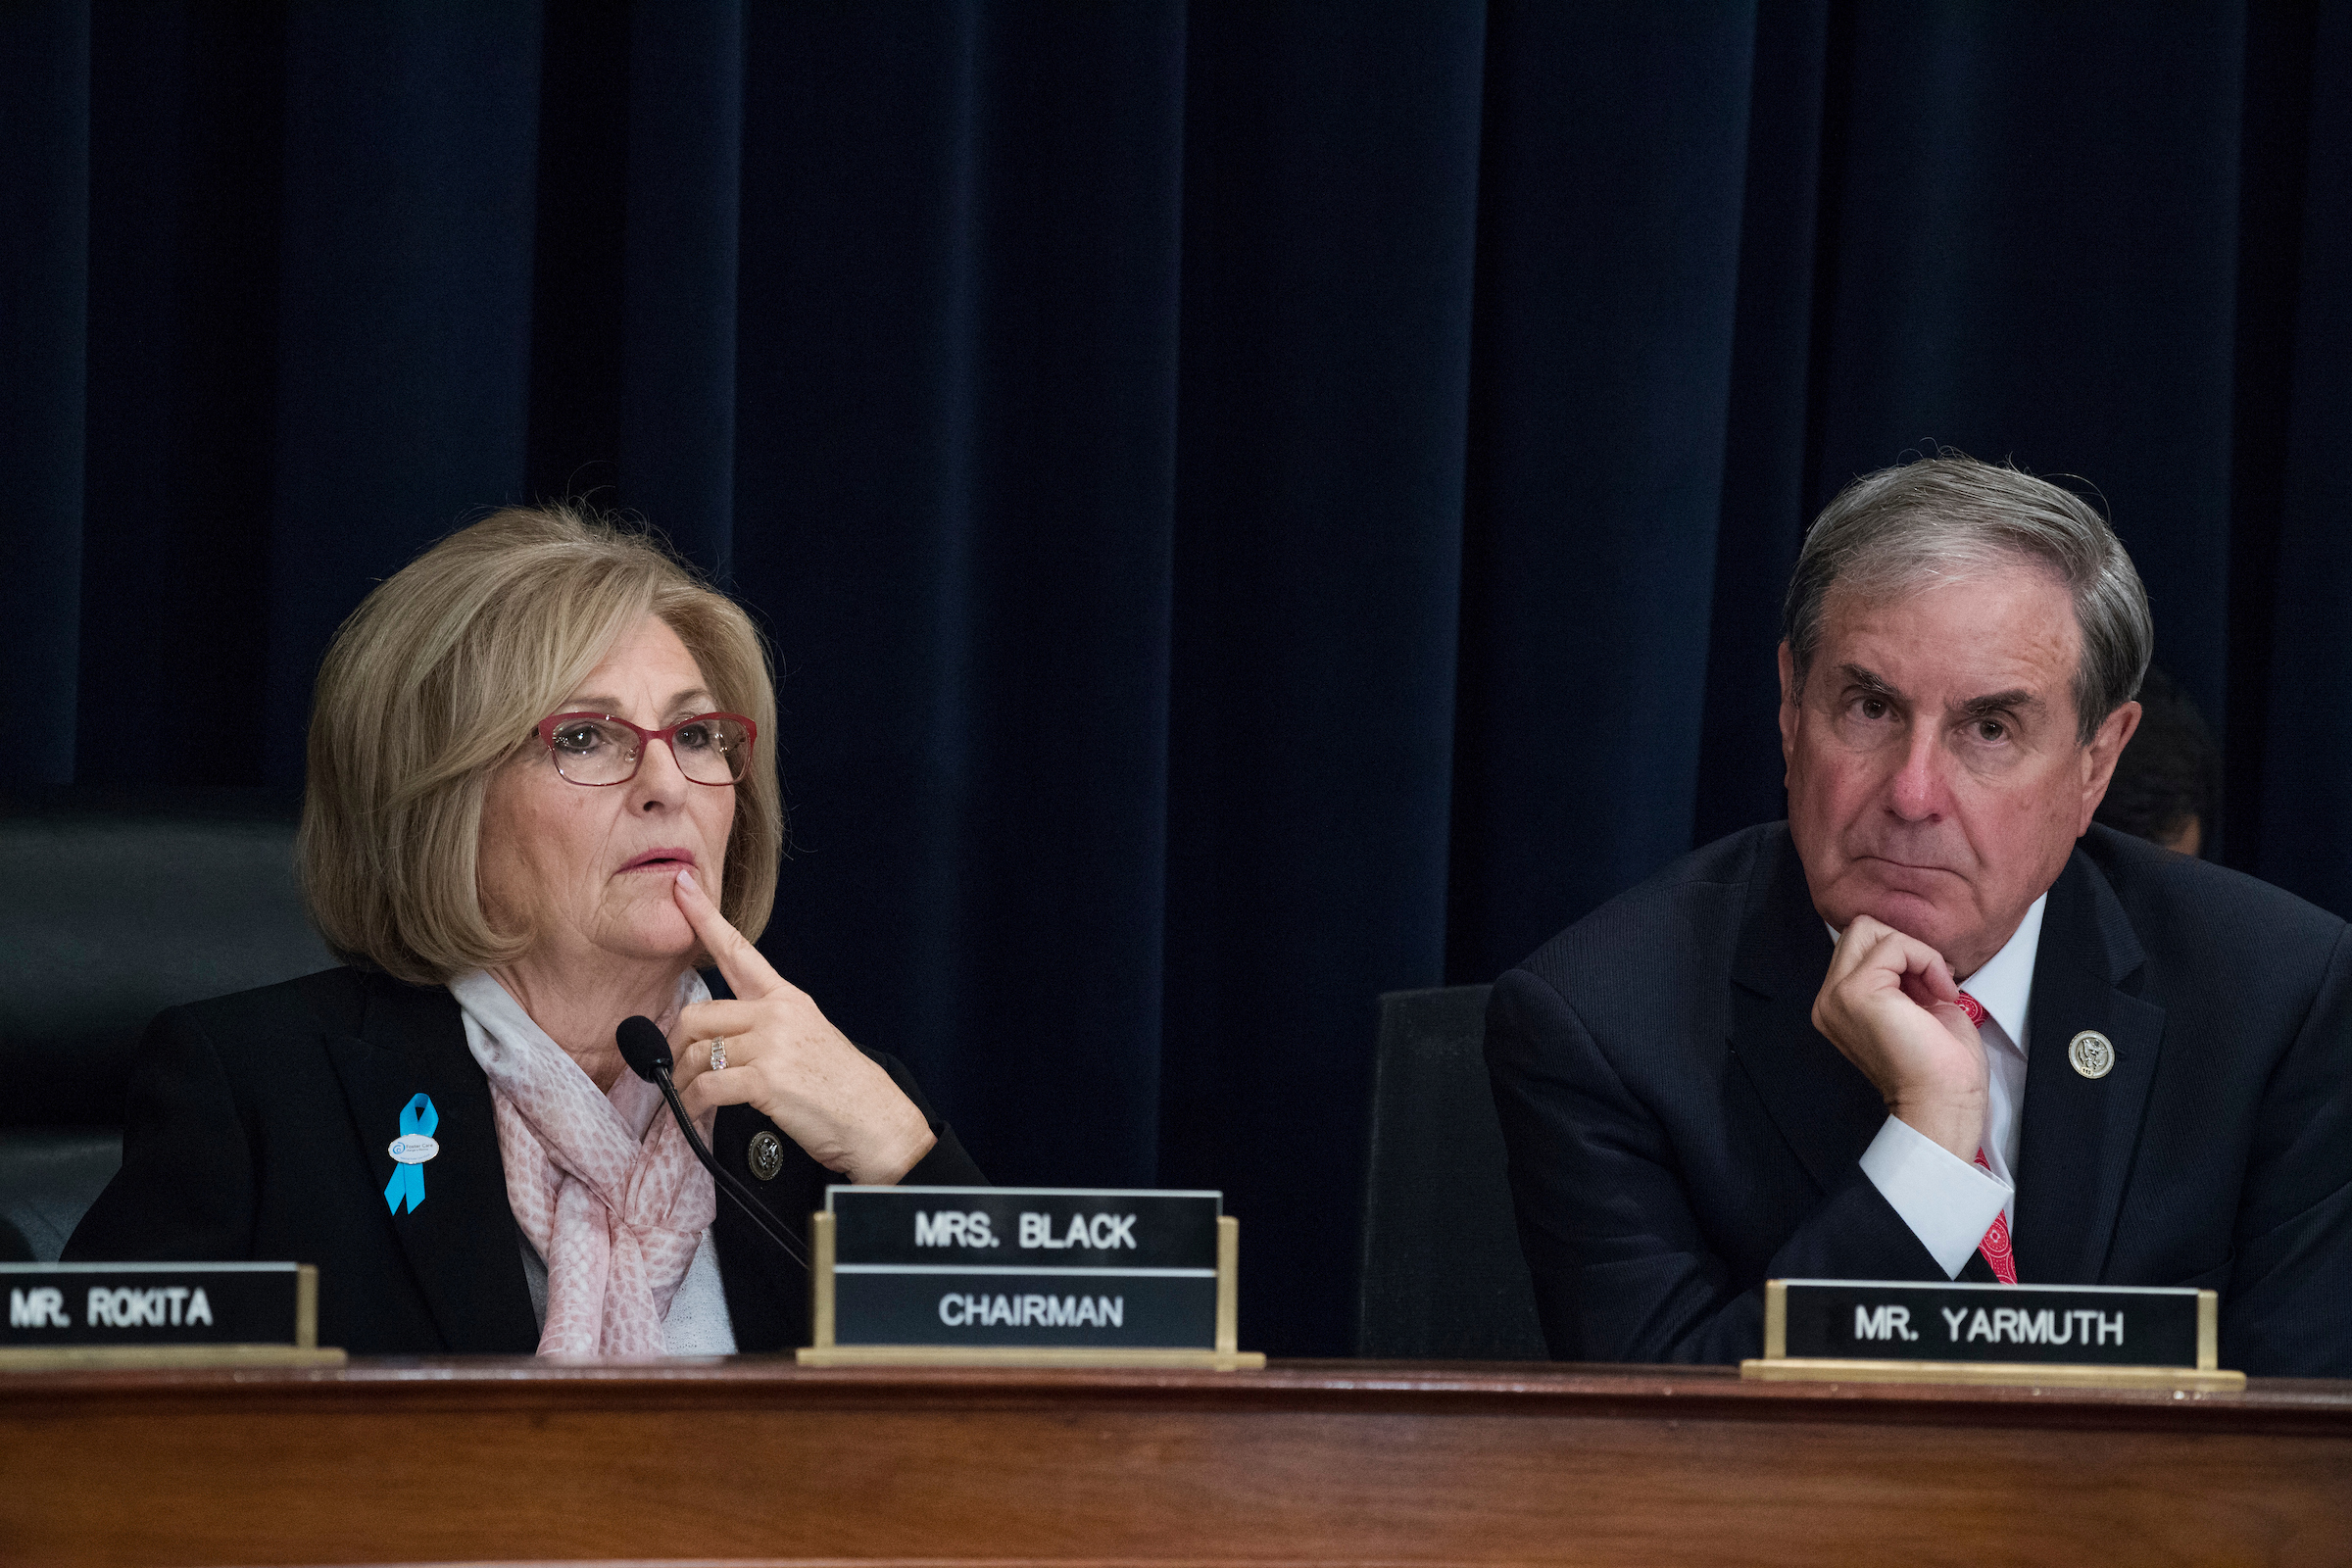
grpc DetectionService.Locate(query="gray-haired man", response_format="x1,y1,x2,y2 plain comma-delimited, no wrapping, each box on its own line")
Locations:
1486,455,2352,1375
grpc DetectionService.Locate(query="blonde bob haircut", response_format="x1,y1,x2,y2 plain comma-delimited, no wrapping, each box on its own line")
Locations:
300,504,782,985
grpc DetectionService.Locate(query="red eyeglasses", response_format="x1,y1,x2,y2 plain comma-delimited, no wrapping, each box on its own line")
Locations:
533,711,758,787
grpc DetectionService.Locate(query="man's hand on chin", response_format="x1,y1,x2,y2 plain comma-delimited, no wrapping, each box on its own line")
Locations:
1812,915,1989,1161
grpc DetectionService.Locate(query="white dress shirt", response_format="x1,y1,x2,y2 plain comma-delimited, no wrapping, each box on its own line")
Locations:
1847,895,2046,1277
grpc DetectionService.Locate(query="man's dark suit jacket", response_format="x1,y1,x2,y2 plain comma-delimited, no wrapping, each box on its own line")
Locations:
1486,822,2352,1377
65,966,985,1353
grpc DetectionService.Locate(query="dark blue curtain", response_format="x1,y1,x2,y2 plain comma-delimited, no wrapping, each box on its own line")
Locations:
5,0,2347,1355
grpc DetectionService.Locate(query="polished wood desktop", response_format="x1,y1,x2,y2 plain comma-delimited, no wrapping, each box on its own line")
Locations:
3,1358,2347,1566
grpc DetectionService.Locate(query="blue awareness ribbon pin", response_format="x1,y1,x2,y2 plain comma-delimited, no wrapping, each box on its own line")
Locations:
383,1093,438,1214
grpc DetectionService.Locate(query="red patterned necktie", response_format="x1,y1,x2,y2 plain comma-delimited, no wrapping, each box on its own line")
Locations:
1952,990,2017,1285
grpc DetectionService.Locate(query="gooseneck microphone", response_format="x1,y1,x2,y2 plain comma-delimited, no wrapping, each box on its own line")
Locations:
616,1015,808,1272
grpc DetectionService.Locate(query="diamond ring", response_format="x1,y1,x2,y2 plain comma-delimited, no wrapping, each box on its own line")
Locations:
709,1036,728,1071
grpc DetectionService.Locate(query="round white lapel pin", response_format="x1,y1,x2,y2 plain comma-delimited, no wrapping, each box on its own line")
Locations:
389,1132,441,1164
2068,1030,2116,1080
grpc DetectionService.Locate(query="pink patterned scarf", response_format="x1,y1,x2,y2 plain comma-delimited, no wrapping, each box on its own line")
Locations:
449,971,717,1356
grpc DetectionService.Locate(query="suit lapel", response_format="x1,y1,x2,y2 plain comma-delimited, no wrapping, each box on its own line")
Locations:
1728,830,1887,1193
325,975,539,1352
710,1103,818,1352
2011,852,2165,1284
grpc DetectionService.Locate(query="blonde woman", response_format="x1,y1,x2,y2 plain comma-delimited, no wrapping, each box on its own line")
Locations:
68,507,983,1354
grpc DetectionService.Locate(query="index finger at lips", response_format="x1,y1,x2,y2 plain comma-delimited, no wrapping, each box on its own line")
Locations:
672,867,784,1000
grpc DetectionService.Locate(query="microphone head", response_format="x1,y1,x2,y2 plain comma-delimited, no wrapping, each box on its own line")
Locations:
614,1015,673,1083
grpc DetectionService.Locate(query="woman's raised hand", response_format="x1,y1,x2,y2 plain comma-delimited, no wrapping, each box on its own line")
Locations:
664,867,936,1185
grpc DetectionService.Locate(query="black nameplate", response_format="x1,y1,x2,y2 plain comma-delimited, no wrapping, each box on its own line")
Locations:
2,1263,308,1347
1776,1278,2205,1367
826,1187,1221,1348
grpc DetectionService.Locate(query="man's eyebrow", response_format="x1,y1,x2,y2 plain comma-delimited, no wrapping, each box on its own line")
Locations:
1954,689,2039,720
1836,664,1903,700
1833,667,2042,721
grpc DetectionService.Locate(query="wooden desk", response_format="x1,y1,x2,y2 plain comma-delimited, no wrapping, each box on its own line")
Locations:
3,1358,2347,1566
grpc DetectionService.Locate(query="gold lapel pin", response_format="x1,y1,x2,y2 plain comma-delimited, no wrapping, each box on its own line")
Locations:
2069,1030,2116,1080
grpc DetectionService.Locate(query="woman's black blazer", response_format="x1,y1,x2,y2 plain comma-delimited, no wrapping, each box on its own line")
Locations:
64,966,986,1353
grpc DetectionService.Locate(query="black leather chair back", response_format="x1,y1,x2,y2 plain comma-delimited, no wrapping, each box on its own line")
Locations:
0,791,333,1259
1354,984,1546,1358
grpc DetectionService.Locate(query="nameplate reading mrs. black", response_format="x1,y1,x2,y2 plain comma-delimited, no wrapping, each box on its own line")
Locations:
822,1186,1224,1348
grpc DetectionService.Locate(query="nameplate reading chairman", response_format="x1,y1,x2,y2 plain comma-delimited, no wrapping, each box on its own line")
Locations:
1486,456,2350,1375
68,508,984,1353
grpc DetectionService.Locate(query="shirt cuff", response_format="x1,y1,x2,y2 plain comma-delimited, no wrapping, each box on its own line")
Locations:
1857,1114,2012,1278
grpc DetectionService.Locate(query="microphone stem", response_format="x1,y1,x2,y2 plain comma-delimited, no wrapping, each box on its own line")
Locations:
652,1066,809,1272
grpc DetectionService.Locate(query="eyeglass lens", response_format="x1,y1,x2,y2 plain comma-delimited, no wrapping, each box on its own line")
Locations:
546,716,753,785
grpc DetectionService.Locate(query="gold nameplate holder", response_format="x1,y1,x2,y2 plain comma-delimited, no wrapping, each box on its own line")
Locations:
1,1262,346,1371
799,1187,1263,1370
1742,1278,2243,1393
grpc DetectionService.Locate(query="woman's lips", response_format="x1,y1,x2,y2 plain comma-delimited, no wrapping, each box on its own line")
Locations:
616,848,698,874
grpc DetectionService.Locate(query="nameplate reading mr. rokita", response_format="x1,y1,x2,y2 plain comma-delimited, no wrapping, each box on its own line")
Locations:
1,1261,345,1369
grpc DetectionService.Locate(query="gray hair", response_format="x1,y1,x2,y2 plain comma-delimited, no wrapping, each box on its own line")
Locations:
1782,455,2153,745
